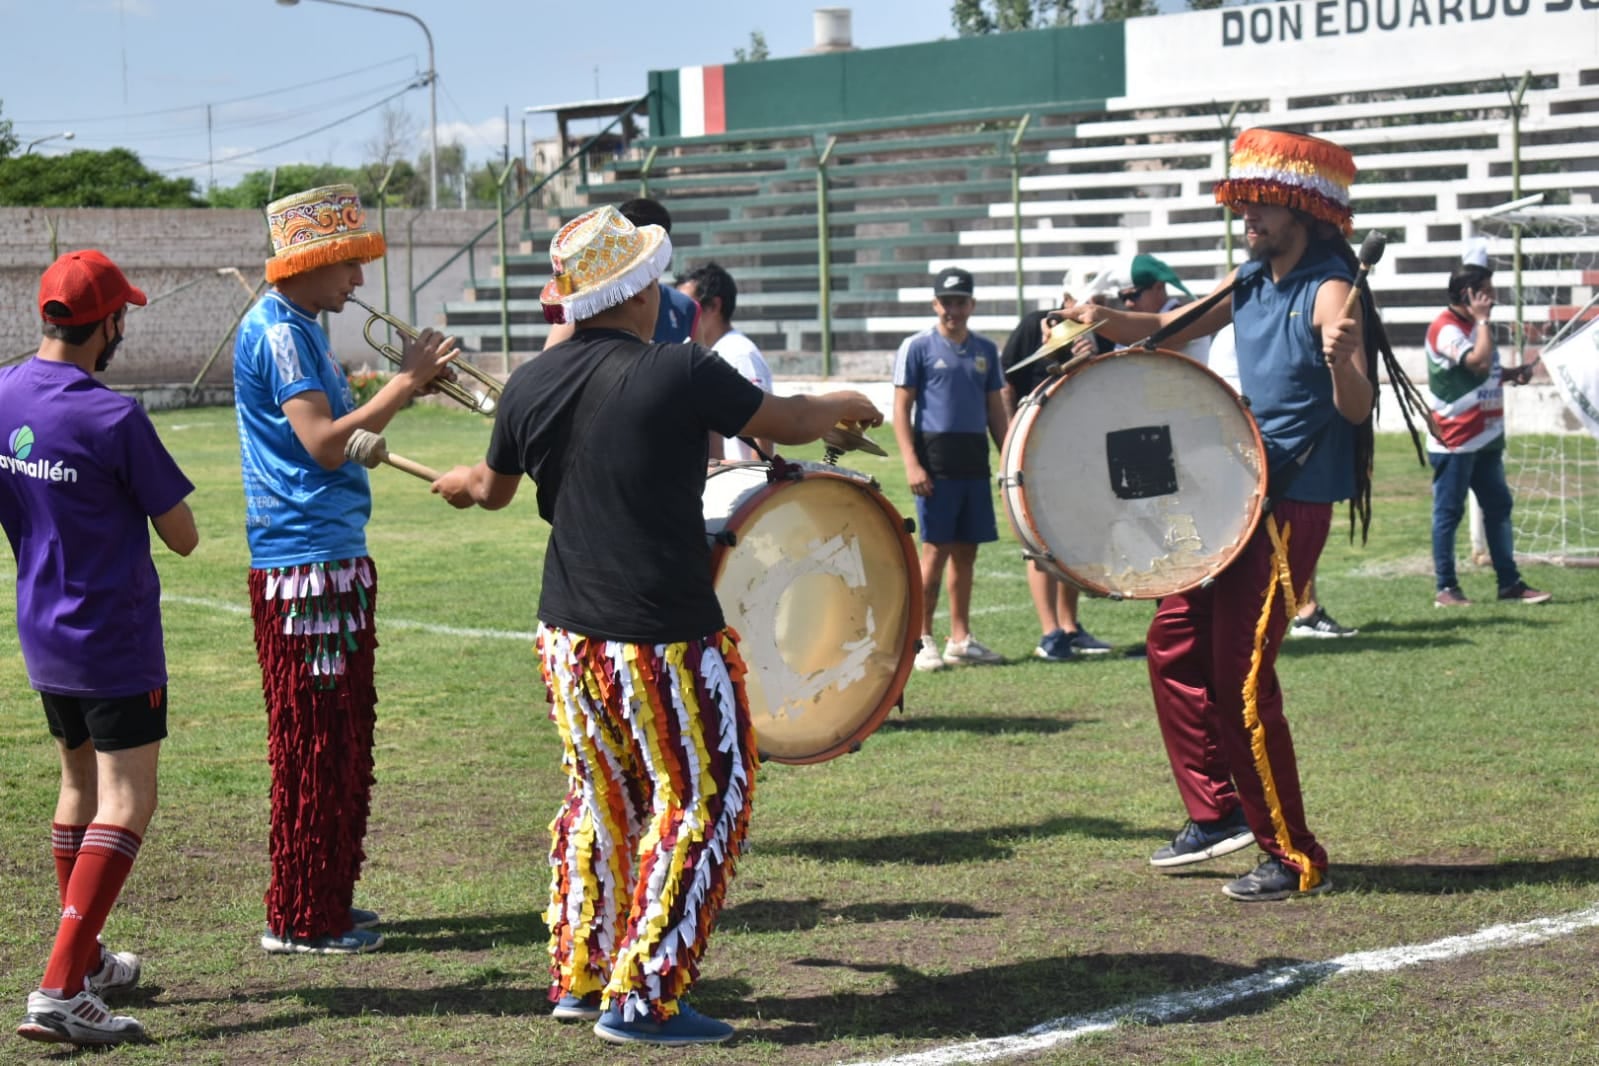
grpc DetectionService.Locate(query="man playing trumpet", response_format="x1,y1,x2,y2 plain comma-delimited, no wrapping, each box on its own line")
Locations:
432,205,882,1045
233,183,457,954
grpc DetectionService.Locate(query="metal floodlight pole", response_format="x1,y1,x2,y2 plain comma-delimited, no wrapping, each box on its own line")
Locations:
1214,100,1241,271
274,0,438,210
1505,71,1532,356
1011,114,1031,320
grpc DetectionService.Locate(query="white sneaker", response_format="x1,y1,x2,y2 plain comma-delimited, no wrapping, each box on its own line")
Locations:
16,989,144,1046
942,635,1004,666
913,635,947,672
84,945,141,998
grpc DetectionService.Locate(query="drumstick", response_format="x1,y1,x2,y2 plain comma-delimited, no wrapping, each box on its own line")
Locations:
1326,231,1386,369
345,428,442,482
1341,231,1387,319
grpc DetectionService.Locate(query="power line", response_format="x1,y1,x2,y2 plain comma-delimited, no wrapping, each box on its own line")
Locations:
164,81,424,173
14,55,419,126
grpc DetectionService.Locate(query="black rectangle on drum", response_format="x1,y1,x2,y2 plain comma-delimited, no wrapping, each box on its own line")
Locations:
1105,425,1178,500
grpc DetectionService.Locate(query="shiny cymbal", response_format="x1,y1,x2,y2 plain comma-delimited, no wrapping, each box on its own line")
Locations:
1007,318,1103,376
822,421,888,457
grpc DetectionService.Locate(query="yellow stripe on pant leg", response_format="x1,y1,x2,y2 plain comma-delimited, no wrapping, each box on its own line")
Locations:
1239,516,1322,892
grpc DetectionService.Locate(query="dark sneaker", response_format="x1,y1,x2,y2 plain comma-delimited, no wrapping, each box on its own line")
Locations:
83,945,141,998
552,991,603,1022
593,1003,733,1046
1150,808,1254,868
1498,581,1552,604
1034,629,1076,662
349,906,381,930
16,989,145,1046
260,927,383,955
1065,627,1114,655
1222,856,1331,902
1289,606,1358,638
1434,585,1473,607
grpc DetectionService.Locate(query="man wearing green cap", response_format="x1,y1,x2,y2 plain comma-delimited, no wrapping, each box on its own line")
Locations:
1089,254,1210,363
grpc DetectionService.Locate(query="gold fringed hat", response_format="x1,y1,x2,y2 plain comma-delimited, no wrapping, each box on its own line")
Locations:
264,184,387,283
540,205,672,324
1213,128,1357,237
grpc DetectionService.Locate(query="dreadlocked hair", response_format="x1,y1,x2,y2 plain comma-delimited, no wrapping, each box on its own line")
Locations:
1322,234,1438,544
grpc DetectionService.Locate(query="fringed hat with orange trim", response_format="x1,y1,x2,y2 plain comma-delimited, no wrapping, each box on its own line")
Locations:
539,205,672,325
264,184,387,283
1213,128,1356,237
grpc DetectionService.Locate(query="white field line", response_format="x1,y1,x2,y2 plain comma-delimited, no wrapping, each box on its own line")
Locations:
841,902,1599,1066
161,594,536,643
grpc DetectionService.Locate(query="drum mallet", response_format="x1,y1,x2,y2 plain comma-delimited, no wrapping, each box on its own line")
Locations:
1329,231,1386,367
345,428,441,483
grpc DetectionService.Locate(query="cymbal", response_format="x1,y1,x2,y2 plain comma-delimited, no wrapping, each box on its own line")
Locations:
1007,318,1103,376
822,421,888,457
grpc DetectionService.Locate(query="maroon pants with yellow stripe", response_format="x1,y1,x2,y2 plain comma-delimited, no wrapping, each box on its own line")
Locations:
1146,499,1330,878
537,624,758,1023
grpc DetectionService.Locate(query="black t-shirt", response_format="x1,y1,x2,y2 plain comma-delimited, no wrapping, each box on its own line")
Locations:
1000,309,1115,398
485,328,765,643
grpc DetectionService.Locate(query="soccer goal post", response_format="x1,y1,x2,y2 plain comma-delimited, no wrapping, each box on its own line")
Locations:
1464,196,1599,567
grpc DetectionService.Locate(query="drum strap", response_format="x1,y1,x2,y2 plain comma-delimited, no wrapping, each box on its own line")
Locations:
1135,277,1244,352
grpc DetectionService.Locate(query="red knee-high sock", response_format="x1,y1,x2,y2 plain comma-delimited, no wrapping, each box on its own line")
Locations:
40,824,142,998
51,823,88,908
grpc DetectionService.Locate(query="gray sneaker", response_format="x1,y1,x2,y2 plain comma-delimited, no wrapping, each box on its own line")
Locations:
1150,808,1255,868
942,635,1004,666
261,927,384,954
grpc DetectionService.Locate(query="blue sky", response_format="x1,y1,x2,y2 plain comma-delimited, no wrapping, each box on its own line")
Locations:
0,0,1023,190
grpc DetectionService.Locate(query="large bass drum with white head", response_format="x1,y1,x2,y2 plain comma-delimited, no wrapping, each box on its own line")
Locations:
1000,348,1267,599
702,460,921,764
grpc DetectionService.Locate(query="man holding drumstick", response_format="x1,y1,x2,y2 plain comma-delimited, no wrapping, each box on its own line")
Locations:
1066,129,1372,901
233,183,457,954
431,204,880,1045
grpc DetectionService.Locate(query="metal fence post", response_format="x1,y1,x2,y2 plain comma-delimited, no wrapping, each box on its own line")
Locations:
1214,100,1241,271
816,136,838,378
496,162,516,371
1505,71,1532,356
1011,114,1031,319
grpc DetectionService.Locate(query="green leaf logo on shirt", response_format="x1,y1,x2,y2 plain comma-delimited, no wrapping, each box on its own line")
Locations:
9,426,34,460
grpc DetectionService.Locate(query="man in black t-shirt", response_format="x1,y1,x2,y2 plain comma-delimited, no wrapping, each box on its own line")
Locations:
998,283,1116,662
431,205,880,1048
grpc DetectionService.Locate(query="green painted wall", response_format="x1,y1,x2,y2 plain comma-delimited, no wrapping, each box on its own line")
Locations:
650,21,1127,139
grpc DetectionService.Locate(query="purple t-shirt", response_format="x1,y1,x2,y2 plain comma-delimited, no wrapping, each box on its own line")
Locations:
0,358,194,697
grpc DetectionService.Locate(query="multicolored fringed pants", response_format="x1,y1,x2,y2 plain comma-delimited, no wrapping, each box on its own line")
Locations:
537,624,758,1023
1146,499,1331,890
248,557,378,940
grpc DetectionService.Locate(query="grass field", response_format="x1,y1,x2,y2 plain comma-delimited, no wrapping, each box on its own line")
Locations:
1,405,1596,1065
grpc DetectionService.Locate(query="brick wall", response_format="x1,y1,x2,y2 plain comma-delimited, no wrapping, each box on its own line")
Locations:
0,206,502,388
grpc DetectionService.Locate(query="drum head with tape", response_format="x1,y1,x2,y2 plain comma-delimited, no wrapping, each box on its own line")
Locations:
705,465,919,764
1002,349,1266,599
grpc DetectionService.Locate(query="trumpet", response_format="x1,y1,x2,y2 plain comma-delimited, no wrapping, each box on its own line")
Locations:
348,297,502,416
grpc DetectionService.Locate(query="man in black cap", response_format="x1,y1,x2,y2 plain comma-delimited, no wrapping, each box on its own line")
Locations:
891,267,1009,671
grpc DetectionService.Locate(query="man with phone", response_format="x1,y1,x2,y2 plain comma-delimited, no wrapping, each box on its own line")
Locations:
1425,260,1550,606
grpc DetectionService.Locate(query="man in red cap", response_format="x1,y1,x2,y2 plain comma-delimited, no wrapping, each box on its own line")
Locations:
8,250,198,1047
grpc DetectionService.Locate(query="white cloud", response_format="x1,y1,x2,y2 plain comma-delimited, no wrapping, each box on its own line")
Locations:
431,117,514,161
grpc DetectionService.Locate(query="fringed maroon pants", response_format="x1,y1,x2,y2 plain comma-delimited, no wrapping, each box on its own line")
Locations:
248,558,378,940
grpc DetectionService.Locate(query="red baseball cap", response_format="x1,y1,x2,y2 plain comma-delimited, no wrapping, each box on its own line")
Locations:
38,250,148,327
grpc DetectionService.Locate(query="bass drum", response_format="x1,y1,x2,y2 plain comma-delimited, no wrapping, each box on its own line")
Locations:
1000,348,1267,599
703,461,920,764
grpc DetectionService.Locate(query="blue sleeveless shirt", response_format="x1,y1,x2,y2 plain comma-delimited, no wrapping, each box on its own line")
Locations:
1232,244,1356,503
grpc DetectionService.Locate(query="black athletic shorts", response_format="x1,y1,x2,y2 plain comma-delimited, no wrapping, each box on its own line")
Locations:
41,687,169,752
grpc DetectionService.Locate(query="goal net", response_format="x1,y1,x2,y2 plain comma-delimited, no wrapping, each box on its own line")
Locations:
1466,197,1599,566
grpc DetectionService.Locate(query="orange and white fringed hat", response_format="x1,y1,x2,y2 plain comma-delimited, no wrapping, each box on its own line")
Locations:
264,184,387,283
539,205,672,324
1213,128,1357,237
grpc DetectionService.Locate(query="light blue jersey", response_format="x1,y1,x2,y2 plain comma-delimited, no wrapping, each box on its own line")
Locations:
234,291,370,568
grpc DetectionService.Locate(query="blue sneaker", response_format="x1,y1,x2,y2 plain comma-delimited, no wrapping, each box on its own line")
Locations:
593,1003,733,1046
1065,627,1114,655
349,906,380,930
260,927,383,955
1150,807,1254,869
1034,628,1076,662
1222,856,1332,902
552,992,603,1022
